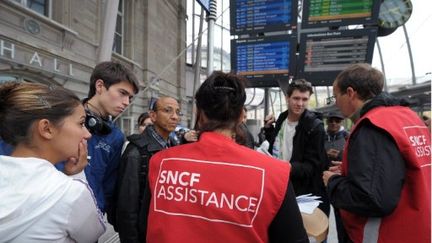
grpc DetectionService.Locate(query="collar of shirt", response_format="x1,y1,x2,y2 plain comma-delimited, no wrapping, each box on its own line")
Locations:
147,125,170,149
350,99,372,124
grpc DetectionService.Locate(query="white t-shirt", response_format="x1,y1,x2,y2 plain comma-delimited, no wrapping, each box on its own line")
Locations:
273,120,298,162
0,156,106,242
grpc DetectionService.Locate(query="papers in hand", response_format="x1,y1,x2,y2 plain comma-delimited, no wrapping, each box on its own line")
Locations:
256,140,272,157
297,194,322,214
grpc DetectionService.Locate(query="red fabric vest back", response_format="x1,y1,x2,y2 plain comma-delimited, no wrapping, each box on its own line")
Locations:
341,106,431,243
146,132,291,243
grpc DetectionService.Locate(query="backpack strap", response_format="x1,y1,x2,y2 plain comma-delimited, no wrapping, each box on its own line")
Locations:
135,144,152,200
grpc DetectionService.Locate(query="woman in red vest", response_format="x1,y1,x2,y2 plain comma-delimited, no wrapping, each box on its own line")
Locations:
141,71,309,243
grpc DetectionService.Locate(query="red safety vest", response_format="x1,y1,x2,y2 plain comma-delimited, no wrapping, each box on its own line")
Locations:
340,106,431,243
146,132,291,243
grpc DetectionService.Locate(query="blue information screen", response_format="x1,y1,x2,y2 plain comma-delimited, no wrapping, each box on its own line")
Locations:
230,0,297,34
231,35,297,87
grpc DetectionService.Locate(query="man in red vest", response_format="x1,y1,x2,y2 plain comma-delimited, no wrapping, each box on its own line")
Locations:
323,63,431,243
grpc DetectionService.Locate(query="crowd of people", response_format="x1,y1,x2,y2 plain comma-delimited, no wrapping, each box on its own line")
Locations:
0,62,430,243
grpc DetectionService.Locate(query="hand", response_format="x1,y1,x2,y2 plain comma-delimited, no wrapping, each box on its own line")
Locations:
184,130,198,142
331,160,342,166
329,160,342,174
323,170,338,187
64,139,89,175
264,114,275,128
327,148,340,159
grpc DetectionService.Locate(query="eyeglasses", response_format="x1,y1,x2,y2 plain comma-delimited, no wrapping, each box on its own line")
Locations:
326,95,336,105
326,91,347,105
156,107,183,117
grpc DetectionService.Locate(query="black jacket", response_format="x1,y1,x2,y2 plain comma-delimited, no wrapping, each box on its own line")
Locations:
327,93,407,217
114,127,166,243
264,109,330,215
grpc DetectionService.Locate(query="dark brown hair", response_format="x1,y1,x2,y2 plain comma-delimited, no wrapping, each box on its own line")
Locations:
195,71,247,138
88,61,139,98
334,63,384,101
286,79,313,97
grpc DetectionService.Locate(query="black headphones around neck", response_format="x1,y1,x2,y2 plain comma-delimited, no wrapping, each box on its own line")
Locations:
83,101,112,135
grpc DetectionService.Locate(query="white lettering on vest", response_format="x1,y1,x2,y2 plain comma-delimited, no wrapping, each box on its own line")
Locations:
408,134,431,158
409,135,427,146
159,170,201,186
156,184,258,213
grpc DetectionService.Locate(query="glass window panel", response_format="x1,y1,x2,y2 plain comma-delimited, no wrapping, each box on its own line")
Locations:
245,88,265,107
213,25,222,70
186,0,194,64
221,28,230,72
27,0,49,16
113,34,122,54
0,76,19,83
116,15,122,33
222,0,230,29
118,0,123,13
113,0,124,55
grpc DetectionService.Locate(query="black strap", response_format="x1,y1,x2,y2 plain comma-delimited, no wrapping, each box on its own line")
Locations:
135,144,152,201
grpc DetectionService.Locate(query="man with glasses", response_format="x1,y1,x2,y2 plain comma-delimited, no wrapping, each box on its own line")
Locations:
263,79,330,218
323,63,431,242
115,96,181,243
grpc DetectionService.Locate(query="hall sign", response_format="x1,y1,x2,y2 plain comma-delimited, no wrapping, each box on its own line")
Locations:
0,38,74,76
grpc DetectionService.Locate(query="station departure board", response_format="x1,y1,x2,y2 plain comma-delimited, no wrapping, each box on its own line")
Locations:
302,0,380,28
231,34,297,87
297,28,377,86
230,0,297,35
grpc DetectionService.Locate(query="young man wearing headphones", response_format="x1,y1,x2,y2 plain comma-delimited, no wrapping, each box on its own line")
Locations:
83,61,139,217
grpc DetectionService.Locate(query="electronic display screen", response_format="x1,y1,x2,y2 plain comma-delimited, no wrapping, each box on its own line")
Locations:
301,0,380,28
297,28,377,86
231,34,297,87
230,0,298,35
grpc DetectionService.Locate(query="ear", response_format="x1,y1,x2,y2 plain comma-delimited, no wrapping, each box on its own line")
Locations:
36,119,56,140
149,110,157,123
239,108,246,123
95,79,105,94
346,87,356,99
196,109,207,128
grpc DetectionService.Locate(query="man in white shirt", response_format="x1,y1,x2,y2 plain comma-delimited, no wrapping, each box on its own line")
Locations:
263,79,330,217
